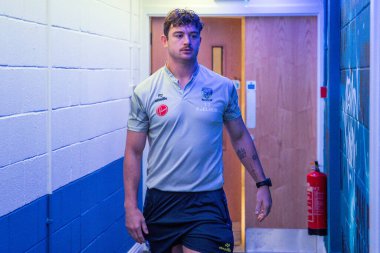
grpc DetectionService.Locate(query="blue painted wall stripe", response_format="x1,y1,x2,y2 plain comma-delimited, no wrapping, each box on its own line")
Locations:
0,157,140,252
324,1,371,252
324,0,342,251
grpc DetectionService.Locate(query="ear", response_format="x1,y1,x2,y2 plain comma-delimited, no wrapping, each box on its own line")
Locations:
161,34,168,48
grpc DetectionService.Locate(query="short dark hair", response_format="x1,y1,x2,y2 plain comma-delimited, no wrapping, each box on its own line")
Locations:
163,9,204,38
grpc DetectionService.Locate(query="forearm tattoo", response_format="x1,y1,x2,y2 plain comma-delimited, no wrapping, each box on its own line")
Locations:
247,166,259,182
236,147,261,182
236,148,247,160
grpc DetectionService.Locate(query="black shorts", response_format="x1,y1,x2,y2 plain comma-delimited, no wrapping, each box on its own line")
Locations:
143,188,234,253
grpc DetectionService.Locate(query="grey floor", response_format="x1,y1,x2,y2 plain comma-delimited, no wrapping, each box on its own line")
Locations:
245,228,326,253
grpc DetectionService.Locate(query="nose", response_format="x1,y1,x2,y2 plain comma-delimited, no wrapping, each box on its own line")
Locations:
183,34,191,45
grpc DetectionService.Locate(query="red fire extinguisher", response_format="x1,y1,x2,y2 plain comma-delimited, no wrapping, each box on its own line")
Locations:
307,161,327,236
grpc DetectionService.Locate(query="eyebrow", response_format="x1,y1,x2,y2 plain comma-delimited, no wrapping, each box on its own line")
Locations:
172,31,199,35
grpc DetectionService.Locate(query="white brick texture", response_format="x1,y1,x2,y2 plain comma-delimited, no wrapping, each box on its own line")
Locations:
0,16,48,67
80,69,131,104
0,0,141,214
80,128,126,178
98,0,131,12
81,0,130,40
80,33,130,69
0,68,48,116
0,113,48,168
78,99,129,142
0,155,48,217
0,0,47,24
51,69,82,109
50,27,82,68
51,107,82,150
52,144,81,190
50,0,82,30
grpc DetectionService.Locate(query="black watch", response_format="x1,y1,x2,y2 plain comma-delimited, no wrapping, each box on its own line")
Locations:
256,178,272,188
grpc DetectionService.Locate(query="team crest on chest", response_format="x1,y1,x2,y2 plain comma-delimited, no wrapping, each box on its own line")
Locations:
201,87,213,101
196,87,217,112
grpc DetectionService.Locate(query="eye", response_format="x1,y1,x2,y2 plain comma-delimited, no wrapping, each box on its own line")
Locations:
174,33,183,38
190,33,199,39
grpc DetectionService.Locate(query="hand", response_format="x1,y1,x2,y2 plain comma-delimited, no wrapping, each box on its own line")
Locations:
125,207,149,243
255,186,272,222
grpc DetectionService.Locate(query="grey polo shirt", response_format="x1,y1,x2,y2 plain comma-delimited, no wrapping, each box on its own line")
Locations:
127,64,241,192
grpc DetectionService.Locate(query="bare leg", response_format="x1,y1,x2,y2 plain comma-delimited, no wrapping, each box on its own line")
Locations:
182,245,200,253
171,244,183,253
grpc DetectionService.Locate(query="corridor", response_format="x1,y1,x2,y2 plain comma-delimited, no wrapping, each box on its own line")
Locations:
0,0,378,253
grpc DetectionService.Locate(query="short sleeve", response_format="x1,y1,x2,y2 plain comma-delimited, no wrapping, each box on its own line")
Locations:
127,89,149,132
223,82,242,121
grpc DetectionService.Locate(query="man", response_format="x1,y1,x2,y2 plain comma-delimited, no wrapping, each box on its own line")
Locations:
124,9,272,253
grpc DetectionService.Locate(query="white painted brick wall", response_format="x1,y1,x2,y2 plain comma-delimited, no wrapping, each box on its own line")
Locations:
80,128,126,180
0,0,142,214
78,99,129,141
51,99,129,150
51,107,82,150
24,155,48,204
50,28,82,68
52,144,81,190
80,70,131,104
80,33,130,69
0,16,48,66
0,69,48,116
50,0,82,30
51,128,126,191
51,69,82,109
132,0,140,16
0,113,48,168
0,155,48,216
132,14,140,42
82,0,130,40
133,69,141,85
132,47,140,70
0,0,47,24
98,0,131,12
0,164,24,216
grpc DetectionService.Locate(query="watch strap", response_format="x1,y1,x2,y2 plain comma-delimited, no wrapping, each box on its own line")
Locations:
256,178,272,188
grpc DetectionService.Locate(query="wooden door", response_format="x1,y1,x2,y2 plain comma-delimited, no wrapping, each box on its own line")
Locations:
151,17,243,241
245,17,317,229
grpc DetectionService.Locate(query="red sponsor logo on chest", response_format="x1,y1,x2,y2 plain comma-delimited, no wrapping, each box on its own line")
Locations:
156,104,168,116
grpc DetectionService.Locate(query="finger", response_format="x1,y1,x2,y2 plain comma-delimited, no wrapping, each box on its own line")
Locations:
127,229,137,242
128,227,143,244
136,228,145,244
142,219,149,235
264,204,271,216
257,204,272,222
255,200,262,215
257,212,265,222
128,228,139,243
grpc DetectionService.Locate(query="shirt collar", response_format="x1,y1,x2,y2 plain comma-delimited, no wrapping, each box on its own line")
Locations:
164,64,200,89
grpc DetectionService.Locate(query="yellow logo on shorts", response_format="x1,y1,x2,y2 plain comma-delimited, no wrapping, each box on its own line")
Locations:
218,243,232,252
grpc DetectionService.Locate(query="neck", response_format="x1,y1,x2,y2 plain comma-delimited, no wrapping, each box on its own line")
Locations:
166,58,198,87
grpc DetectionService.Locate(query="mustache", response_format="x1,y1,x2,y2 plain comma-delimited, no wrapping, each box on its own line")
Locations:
180,46,193,50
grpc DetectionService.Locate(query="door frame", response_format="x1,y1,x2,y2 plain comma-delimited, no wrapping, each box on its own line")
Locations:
140,0,324,249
